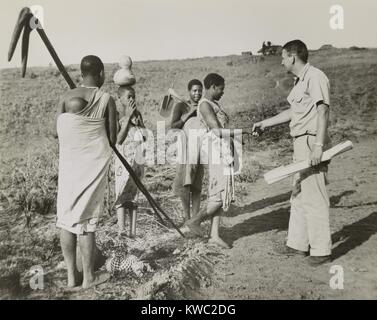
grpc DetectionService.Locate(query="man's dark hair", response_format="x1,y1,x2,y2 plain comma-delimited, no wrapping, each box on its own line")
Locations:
283,40,309,63
203,73,225,90
187,79,203,91
80,55,104,77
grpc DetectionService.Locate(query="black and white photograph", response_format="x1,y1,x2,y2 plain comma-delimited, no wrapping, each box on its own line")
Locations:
0,0,376,302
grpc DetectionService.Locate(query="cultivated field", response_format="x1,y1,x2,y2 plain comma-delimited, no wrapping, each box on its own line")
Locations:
0,47,376,299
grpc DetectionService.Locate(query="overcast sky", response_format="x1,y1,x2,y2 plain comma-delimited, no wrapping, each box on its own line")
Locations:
1,0,376,69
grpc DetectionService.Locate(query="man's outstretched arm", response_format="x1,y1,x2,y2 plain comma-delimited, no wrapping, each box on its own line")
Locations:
252,108,291,133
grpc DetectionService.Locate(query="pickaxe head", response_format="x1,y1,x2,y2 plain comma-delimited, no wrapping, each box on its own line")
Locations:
8,7,40,77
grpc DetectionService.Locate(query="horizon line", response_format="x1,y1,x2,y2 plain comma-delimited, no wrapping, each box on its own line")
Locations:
2,45,376,72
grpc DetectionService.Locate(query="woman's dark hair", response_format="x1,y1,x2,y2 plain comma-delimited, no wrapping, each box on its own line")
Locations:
80,55,104,76
203,73,224,89
187,79,203,90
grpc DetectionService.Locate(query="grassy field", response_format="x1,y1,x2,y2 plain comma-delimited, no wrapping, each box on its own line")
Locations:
0,47,376,299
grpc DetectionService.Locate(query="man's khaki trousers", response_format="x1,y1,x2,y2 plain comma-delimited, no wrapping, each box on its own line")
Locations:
287,135,332,256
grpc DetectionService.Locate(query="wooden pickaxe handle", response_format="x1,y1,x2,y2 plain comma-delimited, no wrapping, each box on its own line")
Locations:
36,28,76,89
8,7,184,237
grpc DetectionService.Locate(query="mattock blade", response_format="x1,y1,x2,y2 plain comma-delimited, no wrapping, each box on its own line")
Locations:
8,6,76,87
8,7,32,62
21,14,33,77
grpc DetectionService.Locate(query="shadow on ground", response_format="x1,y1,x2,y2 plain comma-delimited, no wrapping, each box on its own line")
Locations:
330,190,356,207
222,190,361,248
332,211,377,260
222,206,290,245
226,191,291,218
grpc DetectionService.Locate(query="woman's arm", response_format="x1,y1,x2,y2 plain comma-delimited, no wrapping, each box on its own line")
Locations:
199,102,221,128
116,100,137,144
199,101,230,138
200,102,234,163
54,97,66,138
117,117,133,145
136,111,146,128
170,102,187,129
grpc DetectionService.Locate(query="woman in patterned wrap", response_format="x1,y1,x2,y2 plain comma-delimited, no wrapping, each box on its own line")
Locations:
184,73,235,249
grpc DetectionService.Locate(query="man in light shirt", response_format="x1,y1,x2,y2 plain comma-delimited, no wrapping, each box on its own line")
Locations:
253,40,332,266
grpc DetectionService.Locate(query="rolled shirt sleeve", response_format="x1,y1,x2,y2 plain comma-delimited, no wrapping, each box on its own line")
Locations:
308,71,330,107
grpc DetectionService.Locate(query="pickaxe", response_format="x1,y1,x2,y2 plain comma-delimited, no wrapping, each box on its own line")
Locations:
8,7,75,88
8,7,185,237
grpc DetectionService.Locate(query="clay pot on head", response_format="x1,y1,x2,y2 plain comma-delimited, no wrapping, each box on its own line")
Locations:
113,55,136,86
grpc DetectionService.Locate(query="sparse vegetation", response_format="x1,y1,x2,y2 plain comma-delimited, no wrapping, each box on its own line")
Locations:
1,47,376,299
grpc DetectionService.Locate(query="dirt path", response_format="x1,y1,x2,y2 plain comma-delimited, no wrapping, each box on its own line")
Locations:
2,137,376,300
197,136,377,299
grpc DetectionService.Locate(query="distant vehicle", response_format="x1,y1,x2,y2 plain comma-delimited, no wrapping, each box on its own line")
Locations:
258,41,283,56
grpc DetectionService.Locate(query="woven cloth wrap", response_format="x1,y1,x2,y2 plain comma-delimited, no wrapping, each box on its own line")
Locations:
56,90,112,228
114,125,145,207
197,98,235,212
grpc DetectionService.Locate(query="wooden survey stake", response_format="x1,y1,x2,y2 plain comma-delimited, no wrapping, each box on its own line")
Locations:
264,140,353,184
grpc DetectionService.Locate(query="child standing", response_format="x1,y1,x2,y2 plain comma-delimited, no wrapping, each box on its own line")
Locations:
114,86,146,237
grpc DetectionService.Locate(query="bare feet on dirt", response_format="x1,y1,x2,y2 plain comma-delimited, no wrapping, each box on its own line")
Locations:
184,221,205,237
67,270,83,288
82,271,110,290
208,237,231,249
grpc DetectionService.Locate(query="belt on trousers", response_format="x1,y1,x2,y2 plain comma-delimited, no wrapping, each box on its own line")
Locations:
293,132,316,139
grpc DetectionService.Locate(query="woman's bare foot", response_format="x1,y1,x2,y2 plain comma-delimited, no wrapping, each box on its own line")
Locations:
208,236,230,249
184,220,205,237
67,270,83,288
82,271,110,290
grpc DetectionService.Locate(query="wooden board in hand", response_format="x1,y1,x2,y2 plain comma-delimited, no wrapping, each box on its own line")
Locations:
264,140,353,184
